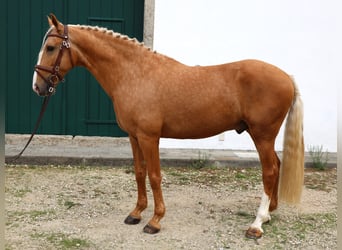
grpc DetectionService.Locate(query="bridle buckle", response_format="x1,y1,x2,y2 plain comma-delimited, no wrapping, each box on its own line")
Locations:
48,86,55,93
62,40,71,49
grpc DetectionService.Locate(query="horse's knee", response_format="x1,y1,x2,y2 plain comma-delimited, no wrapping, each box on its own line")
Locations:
148,173,162,189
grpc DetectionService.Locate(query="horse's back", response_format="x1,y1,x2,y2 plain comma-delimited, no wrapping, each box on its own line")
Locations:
190,59,294,121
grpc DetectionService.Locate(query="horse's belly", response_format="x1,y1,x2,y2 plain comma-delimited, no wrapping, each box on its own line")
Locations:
160,116,238,139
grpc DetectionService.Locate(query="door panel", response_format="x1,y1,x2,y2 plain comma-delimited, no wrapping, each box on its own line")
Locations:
4,0,144,136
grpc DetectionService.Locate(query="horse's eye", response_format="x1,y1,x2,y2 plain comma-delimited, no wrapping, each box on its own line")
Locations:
46,46,55,52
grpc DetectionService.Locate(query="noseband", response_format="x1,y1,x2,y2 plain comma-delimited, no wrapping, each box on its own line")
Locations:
35,25,74,95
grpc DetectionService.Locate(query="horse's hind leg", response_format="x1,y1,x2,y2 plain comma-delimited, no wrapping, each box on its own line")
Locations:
124,136,148,225
245,137,280,239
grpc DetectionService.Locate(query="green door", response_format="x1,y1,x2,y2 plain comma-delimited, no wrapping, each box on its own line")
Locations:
4,0,144,136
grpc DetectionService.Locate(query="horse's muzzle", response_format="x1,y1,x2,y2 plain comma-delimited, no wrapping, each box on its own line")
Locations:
33,82,54,96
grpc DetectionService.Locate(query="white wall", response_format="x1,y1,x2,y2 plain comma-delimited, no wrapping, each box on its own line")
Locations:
153,0,340,152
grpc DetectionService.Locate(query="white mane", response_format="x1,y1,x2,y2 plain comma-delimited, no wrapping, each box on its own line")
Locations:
69,24,155,52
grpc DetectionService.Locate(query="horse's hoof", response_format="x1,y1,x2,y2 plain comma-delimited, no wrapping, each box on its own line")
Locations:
245,227,263,239
143,224,160,234
124,215,141,225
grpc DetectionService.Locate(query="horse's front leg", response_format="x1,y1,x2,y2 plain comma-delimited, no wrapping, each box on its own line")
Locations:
124,136,148,225
138,136,165,234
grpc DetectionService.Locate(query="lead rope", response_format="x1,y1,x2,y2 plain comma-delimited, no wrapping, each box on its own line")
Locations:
8,96,51,162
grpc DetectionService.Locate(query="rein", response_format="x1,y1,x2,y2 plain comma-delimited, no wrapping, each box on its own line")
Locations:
10,96,51,161
10,25,73,162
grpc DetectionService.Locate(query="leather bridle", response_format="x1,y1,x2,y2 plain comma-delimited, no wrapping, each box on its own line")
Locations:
34,24,74,95
9,25,74,162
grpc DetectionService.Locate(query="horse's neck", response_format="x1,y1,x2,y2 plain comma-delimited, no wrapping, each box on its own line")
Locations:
71,26,155,98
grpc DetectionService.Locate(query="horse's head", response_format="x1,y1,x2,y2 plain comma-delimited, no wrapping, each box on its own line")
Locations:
32,14,74,96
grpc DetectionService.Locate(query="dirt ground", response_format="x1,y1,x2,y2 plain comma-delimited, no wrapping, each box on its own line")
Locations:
5,165,336,250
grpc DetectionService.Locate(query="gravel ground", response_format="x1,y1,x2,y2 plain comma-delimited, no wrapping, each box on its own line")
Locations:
5,165,336,249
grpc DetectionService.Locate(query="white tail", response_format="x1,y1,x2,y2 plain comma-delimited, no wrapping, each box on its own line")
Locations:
278,80,304,204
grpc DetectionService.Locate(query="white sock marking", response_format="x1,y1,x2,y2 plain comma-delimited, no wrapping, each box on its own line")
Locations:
250,191,271,233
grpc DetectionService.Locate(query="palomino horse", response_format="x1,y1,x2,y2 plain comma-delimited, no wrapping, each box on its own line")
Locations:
32,14,304,238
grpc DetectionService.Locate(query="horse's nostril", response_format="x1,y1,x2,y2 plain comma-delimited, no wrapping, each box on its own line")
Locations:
34,84,40,94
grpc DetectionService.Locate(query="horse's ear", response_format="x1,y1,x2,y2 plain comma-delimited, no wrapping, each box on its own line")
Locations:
48,13,63,32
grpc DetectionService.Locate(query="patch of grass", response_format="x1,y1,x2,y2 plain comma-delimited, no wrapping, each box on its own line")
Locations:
304,168,336,192
263,213,336,248
29,210,53,220
31,232,91,249
307,145,329,170
164,166,262,189
61,238,90,249
191,151,210,169
7,209,56,221
236,210,251,217
235,172,247,179
165,170,189,185
124,166,135,174
13,188,32,198
64,200,82,209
